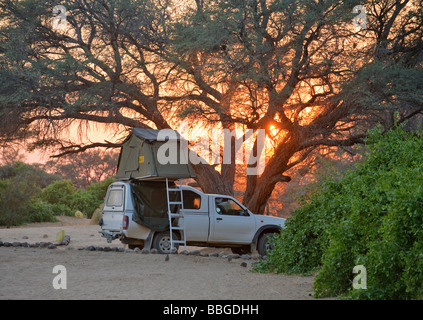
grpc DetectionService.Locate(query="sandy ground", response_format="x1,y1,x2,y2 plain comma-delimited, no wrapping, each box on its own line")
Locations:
0,217,316,300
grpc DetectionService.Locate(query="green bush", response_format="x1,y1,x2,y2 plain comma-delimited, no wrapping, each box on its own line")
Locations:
27,199,58,223
40,179,75,206
256,126,423,299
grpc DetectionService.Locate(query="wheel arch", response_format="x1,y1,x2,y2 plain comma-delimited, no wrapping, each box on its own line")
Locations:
252,225,282,249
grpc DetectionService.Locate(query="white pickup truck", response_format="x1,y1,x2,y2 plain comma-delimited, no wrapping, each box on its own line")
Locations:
99,181,285,256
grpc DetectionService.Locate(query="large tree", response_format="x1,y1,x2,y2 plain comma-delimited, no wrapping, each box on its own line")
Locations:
1,0,422,214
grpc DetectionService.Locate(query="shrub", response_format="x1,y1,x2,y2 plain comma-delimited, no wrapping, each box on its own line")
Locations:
27,199,57,223
257,126,423,299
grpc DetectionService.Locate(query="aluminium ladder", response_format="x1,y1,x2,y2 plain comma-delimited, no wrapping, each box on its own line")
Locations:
166,178,187,252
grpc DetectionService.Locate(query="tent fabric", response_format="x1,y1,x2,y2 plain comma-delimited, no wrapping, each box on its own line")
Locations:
115,128,196,180
132,128,183,143
130,180,180,232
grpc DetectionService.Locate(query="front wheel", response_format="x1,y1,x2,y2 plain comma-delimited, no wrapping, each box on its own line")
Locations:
257,232,276,257
152,231,179,254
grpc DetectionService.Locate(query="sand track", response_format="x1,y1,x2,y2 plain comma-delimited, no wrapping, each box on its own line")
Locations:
0,217,315,300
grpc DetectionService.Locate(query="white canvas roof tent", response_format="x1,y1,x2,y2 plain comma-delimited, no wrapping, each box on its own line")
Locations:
115,128,196,181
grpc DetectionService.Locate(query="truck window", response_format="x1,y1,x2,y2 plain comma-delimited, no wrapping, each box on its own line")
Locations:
183,190,201,210
106,190,123,207
215,197,248,216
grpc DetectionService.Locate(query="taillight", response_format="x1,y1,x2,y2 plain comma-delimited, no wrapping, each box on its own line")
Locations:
123,215,129,230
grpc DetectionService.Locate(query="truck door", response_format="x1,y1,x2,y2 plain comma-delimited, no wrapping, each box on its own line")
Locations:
181,189,209,242
209,196,256,243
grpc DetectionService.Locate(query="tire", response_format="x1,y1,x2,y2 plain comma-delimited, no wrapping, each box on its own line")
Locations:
257,232,276,257
152,231,179,254
231,246,251,255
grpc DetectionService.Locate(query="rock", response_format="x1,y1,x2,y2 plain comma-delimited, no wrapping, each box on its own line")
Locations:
0,241,3,247
3,242,12,247
150,248,158,254
141,248,150,254
189,250,201,256
241,254,252,260
251,254,260,260
12,242,22,247
200,252,209,257
218,251,226,257
240,262,248,268
21,242,30,248
228,254,240,259
48,244,57,249
180,250,189,255
125,249,134,253
118,248,125,252
134,247,140,253
60,235,71,246
103,247,112,252
43,234,48,239
85,246,96,251
95,247,104,251
39,242,50,248
170,248,178,254
209,252,219,257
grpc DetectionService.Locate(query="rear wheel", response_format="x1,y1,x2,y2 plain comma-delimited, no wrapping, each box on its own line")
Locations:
257,232,276,257
153,231,179,254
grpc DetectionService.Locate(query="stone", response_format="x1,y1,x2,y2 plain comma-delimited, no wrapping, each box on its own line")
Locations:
209,252,219,257
48,244,57,249
240,262,248,268
228,254,240,259
241,254,252,260
85,246,96,251
150,248,158,254
189,250,201,256
141,248,150,254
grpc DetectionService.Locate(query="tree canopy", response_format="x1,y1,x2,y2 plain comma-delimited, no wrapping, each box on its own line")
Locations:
1,0,422,213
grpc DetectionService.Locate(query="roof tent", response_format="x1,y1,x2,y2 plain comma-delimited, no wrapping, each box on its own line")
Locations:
115,128,196,181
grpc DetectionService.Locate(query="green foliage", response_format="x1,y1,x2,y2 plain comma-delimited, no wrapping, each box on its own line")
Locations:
0,162,60,226
40,179,75,206
40,177,114,219
0,162,113,225
257,126,423,299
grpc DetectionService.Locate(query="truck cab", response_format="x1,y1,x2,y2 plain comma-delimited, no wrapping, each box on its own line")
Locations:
100,182,285,256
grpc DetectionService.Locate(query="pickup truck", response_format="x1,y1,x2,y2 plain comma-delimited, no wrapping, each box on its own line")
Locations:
99,181,285,256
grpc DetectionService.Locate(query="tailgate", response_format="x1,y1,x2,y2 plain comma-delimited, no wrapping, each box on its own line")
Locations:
101,184,126,240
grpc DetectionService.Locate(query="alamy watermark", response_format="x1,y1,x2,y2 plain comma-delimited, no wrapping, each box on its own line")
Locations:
156,124,266,176
352,265,367,290
352,5,367,31
52,5,67,31
52,265,67,290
